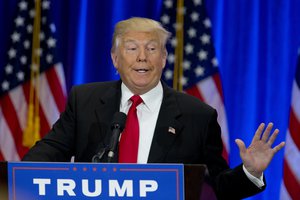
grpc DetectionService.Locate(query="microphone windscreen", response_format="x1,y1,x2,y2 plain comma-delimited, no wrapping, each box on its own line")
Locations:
111,112,127,131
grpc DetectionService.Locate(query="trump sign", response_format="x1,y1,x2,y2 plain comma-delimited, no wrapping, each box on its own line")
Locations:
8,162,184,200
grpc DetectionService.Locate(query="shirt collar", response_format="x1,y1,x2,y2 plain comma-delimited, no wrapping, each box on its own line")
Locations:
121,81,163,112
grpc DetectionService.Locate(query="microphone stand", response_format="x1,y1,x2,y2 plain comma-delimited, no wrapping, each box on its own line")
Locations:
91,147,107,163
92,112,126,163
107,124,122,163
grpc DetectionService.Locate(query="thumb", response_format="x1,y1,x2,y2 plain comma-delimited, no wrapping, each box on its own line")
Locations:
235,139,246,155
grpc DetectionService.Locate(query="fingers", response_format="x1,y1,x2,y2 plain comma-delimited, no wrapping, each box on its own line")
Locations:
267,127,279,146
273,141,285,153
235,139,246,154
261,123,274,142
253,122,278,143
252,123,265,143
253,122,285,153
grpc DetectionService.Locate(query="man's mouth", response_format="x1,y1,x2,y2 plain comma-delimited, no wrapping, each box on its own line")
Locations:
135,68,149,73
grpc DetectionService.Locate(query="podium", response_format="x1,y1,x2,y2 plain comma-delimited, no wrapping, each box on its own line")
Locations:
0,162,8,199
0,162,216,200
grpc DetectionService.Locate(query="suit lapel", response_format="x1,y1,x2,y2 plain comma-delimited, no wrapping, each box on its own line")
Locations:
147,83,183,163
95,81,122,122
94,81,122,158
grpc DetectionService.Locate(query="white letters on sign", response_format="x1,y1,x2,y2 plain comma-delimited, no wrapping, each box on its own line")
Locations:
32,178,158,197
33,178,51,195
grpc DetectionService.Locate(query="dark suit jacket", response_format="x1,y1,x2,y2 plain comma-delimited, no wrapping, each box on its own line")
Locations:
23,80,265,199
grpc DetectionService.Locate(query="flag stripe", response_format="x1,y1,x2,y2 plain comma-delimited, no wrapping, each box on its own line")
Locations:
197,77,220,105
196,76,230,156
284,130,300,182
0,107,21,161
211,73,230,161
291,80,300,121
39,72,60,126
280,182,292,200
38,101,52,139
212,74,224,100
0,71,62,160
10,86,28,131
45,64,66,112
0,94,27,155
185,85,205,101
281,56,300,199
289,109,300,150
185,79,229,161
54,63,67,98
0,151,4,161
22,79,30,103
283,159,300,199
295,60,300,88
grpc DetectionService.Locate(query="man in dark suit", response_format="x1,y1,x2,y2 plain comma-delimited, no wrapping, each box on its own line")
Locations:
23,17,285,199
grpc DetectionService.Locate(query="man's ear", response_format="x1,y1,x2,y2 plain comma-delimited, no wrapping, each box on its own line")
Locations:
162,49,168,69
111,52,118,69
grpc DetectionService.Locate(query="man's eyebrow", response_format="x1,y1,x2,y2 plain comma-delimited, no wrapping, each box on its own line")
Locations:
146,40,159,45
123,39,159,44
124,39,136,43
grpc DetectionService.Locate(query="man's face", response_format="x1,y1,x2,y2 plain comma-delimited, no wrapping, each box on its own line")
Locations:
111,31,167,94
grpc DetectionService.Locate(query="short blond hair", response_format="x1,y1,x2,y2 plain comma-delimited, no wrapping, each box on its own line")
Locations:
111,17,171,52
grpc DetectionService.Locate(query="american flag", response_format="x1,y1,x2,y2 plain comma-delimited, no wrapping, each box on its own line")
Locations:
280,49,300,200
0,0,66,161
160,0,229,161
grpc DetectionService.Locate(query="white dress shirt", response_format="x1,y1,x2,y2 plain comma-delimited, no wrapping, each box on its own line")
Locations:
119,82,163,164
119,81,264,187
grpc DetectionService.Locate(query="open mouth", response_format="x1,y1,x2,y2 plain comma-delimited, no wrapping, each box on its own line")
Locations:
135,68,149,73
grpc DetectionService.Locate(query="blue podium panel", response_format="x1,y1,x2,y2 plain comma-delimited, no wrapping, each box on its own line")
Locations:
8,162,184,200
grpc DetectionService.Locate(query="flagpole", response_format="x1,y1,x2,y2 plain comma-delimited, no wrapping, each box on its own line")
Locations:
173,0,184,91
23,0,41,148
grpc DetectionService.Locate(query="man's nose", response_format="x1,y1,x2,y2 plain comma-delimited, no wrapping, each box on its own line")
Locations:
137,49,147,62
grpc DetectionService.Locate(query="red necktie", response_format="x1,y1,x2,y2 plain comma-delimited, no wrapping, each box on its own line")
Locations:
119,95,143,163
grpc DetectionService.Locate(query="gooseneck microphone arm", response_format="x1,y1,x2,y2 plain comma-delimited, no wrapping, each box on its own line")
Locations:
92,147,107,163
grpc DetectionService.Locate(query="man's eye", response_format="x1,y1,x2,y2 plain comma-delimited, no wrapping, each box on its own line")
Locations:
127,47,137,51
147,47,156,51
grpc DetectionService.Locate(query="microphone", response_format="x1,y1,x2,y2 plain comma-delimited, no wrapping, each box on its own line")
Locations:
107,112,127,162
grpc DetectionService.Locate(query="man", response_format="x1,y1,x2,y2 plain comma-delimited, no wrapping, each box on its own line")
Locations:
23,17,285,199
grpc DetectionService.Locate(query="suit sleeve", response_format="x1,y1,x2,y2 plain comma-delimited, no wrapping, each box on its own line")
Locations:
22,87,77,162
205,110,265,200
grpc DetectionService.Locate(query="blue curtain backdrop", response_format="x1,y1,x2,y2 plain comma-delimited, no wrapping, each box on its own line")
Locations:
1,1,300,200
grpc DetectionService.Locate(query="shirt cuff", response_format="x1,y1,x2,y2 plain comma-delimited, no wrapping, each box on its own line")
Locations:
242,165,265,188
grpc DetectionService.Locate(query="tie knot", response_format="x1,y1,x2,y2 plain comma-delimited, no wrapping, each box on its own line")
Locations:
130,95,143,107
